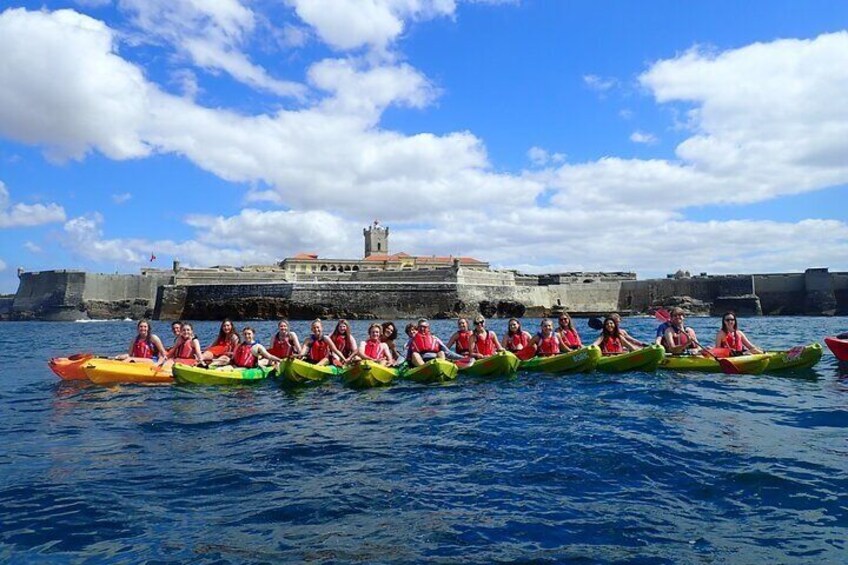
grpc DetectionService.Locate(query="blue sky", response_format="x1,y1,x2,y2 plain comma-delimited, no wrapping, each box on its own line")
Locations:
0,0,846,293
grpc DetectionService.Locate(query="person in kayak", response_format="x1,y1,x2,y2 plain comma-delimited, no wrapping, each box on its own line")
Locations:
352,323,393,365
330,319,357,365
268,319,301,359
409,318,448,367
555,313,583,351
116,319,168,361
402,323,418,363
715,312,762,355
446,318,473,356
469,315,504,359
230,327,282,368
592,317,638,355
167,322,203,364
300,319,346,366
201,319,240,363
528,319,563,357
608,312,646,348
503,318,533,357
380,321,404,365
662,307,700,354
164,321,183,357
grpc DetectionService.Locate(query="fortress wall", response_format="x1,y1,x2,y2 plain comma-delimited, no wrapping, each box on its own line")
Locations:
354,268,458,283
457,269,517,286
753,273,807,315
174,270,287,285
290,282,462,319
619,276,754,312
12,270,88,320
552,281,624,314
82,273,172,302
832,272,848,314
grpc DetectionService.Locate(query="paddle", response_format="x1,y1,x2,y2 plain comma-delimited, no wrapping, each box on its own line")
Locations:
689,337,742,375
652,308,671,322
588,317,604,330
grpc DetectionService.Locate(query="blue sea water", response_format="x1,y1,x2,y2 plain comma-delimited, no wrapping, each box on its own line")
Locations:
1,316,847,564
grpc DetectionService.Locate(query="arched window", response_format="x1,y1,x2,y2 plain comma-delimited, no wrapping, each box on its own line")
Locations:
320,265,328,272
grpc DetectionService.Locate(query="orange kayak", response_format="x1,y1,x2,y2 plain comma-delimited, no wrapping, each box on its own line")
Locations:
48,353,96,380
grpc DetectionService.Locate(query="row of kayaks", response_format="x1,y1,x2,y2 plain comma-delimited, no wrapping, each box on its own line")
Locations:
49,342,826,388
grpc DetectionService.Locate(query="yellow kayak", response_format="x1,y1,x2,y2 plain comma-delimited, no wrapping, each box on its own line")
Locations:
459,351,520,377
342,361,398,388
402,358,458,384
659,353,771,375
275,358,341,387
172,363,272,385
595,345,665,373
83,358,173,385
763,343,822,372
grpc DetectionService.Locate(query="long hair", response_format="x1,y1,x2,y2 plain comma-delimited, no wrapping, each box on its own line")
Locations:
602,317,620,339
507,317,522,337
720,311,738,331
216,318,236,344
380,321,398,341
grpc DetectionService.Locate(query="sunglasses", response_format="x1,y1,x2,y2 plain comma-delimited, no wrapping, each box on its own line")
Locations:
724,317,736,322
474,321,484,325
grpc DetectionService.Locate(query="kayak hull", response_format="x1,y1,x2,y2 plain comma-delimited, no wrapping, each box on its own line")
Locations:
824,337,848,362
659,353,771,375
172,363,271,385
518,346,601,374
276,358,341,387
596,345,665,373
342,361,398,388
83,358,173,384
49,353,95,380
402,358,458,384
459,351,520,377
764,343,822,371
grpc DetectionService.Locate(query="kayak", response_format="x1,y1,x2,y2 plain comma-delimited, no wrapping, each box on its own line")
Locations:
275,358,341,387
824,336,848,362
342,361,398,388
402,358,458,384
83,358,173,384
659,352,771,375
172,363,272,385
48,353,95,380
596,344,665,373
763,343,822,371
459,351,520,377
519,346,602,374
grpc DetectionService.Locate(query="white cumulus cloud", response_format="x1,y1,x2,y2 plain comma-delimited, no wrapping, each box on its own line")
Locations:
0,181,66,228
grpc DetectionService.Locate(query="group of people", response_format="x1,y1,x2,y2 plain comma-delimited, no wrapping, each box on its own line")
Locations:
117,307,766,371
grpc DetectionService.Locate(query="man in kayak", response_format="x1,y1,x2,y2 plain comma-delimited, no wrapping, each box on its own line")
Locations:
662,308,700,354
409,318,448,367
446,318,473,356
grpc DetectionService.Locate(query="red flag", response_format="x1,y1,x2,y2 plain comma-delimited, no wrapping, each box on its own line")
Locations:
149,253,156,262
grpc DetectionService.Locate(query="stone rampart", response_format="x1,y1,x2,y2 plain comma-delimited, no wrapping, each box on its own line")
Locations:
619,276,754,313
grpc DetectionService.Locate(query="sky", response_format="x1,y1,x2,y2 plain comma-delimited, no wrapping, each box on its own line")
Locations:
0,0,847,293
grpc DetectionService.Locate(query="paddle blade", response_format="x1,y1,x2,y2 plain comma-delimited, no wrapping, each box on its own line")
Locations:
588,317,604,330
454,357,474,369
718,358,742,375
652,308,671,323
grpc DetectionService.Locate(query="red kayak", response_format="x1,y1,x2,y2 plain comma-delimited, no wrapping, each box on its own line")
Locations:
824,337,848,362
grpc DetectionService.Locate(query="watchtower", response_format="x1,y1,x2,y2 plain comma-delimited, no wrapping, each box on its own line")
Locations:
363,220,389,257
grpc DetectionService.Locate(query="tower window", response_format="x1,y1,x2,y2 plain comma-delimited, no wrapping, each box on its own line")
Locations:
377,243,381,251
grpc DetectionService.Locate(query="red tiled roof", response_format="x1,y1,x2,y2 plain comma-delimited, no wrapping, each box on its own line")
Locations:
292,253,319,260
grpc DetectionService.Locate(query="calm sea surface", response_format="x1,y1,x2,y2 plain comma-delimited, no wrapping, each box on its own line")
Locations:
1,317,847,563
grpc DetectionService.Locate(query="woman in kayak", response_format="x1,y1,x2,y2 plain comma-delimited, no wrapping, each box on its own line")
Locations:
300,319,346,366
117,319,168,361
409,318,448,367
446,318,473,356
469,315,504,359
231,326,282,368
592,317,638,356
352,323,393,365
380,321,404,365
609,312,646,348
201,319,240,363
662,307,700,354
168,322,203,364
715,312,762,355
527,319,563,357
503,318,533,357
330,319,357,365
555,313,583,351
268,319,301,359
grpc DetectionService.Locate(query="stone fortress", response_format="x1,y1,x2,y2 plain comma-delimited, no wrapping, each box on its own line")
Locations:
4,222,847,321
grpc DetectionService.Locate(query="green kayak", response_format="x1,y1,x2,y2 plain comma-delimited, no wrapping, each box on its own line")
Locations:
659,352,771,374
342,360,398,388
763,343,822,372
459,351,520,377
172,363,272,385
402,358,458,384
275,358,341,387
596,344,665,373
518,346,601,374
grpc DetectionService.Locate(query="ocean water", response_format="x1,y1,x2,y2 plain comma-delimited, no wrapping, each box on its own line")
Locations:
1,316,847,564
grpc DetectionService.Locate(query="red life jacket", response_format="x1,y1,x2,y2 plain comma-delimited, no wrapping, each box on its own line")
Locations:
412,333,440,354
506,332,529,351
174,338,197,360
537,334,561,356
601,337,623,354
364,339,386,361
132,336,155,359
721,330,744,352
474,331,497,357
232,343,257,368
455,331,472,354
307,337,330,363
268,333,293,358
559,329,582,348
669,326,690,348
332,333,353,356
